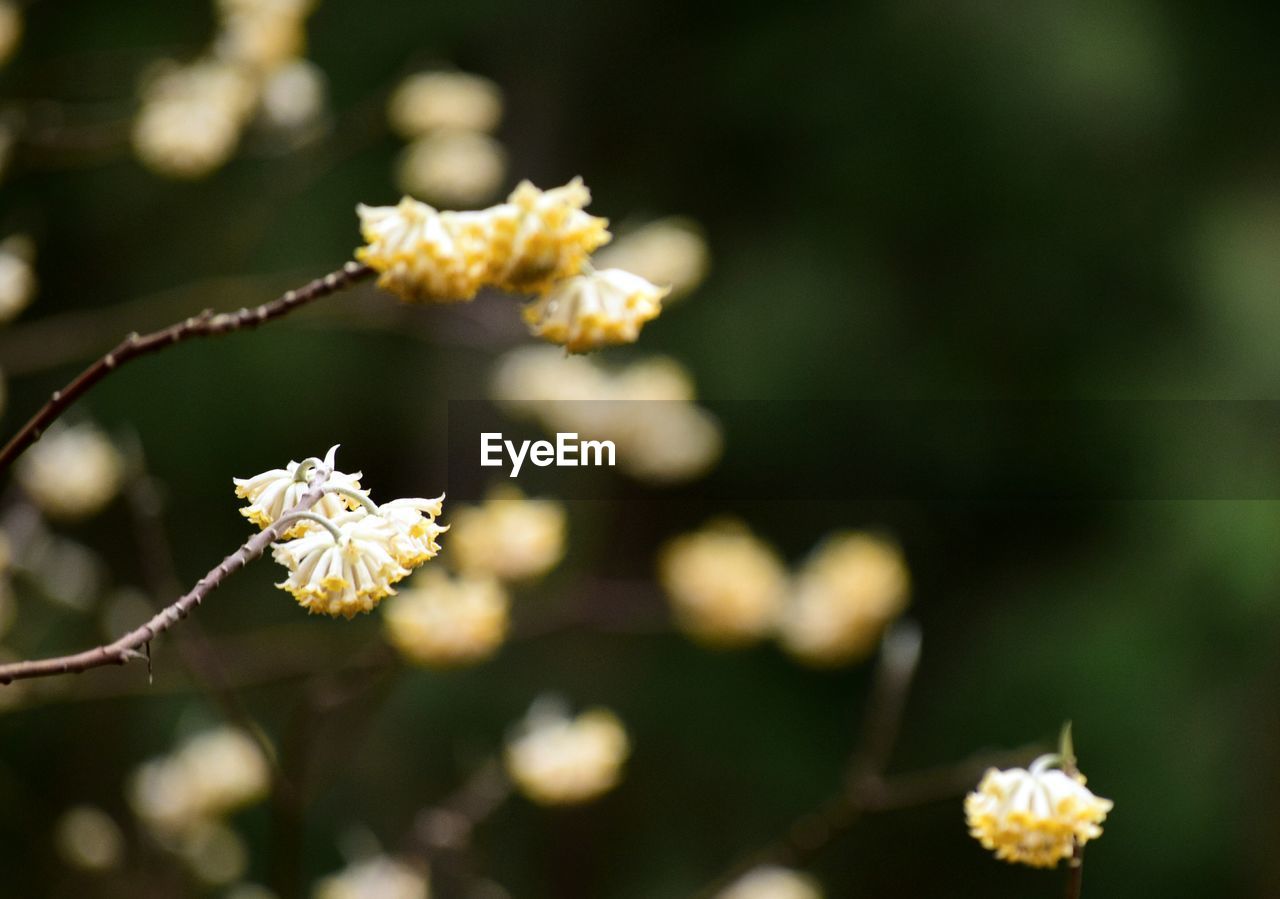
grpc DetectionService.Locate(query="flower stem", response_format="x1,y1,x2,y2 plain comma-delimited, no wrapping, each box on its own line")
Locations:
276,510,344,542
324,484,379,514
0,261,374,476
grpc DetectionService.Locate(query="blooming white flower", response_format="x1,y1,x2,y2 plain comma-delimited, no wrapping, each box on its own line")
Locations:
272,510,413,618
659,520,787,647
396,130,507,208
593,217,710,301
715,866,824,899
355,197,492,302
382,570,509,668
16,422,124,521
504,699,630,806
446,487,565,581
129,727,270,834
488,178,612,295
522,267,667,353
965,754,1113,868
777,533,909,667
376,496,448,567
233,459,364,533
0,235,36,323
313,856,429,899
54,806,125,872
133,60,259,179
388,70,503,137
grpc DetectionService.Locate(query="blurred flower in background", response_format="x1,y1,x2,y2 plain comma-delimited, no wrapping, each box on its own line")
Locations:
53,805,125,872
16,422,124,522
715,866,824,899
659,519,787,648
0,234,35,324
504,697,629,806
445,486,565,582
778,532,910,667
593,217,710,303
313,854,429,899
382,569,509,668
0,1,20,67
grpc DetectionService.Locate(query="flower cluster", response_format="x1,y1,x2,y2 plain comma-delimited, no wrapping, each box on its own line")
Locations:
16,421,124,522
445,486,566,582
54,806,125,873
965,754,1113,868
657,523,910,665
382,569,509,668
233,450,446,618
492,346,722,482
133,0,322,178
128,727,269,836
356,178,670,351
0,1,20,68
504,698,630,806
659,520,788,647
389,69,508,207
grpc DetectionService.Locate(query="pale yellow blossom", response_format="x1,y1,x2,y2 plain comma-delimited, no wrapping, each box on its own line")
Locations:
388,70,503,137
505,700,629,806
16,422,124,521
659,520,787,647
396,131,507,208
128,727,269,834
593,217,710,301
446,487,565,581
778,533,909,667
54,806,125,872
133,60,259,179
233,459,364,533
383,569,509,668
0,235,36,323
965,754,1113,868
313,855,429,899
716,866,824,899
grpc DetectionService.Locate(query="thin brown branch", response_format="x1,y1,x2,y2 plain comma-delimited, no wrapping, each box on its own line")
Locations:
0,261,373,474
0,459,334,684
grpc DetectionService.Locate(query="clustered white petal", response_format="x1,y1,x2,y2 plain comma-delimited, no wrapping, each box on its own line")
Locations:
233,459,364,533
965,754,1114,868
234,450,446,618
522,267,667,353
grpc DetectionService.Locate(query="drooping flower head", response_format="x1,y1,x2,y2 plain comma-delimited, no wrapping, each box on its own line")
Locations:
382,569,509,668
271,510,413,618
487,178,611,295
965,754,1113,868
355,197,491,303
521,267,667,353
377,495,449,567
504,698,630,806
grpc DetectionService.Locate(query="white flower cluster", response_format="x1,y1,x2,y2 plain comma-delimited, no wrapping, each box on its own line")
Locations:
659,522,910,665
234,449,446,618
133,0,323,178
445,486,566,582
492,346,722,482
313,855,429,899
389,70,508,208
504,698,630,806
382,569,509,669
0,234,36,324
356,179,670,352
715,866,825,899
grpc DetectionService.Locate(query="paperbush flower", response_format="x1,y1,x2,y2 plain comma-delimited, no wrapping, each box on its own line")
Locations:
355,197,492,302
271,510,413,618
17,422,124,521
504,699,630,806
487,178,611,295
377,496,448,567
314,855,429,899
396,130,507,208
659,520,788,647
777,532,909,666
382,570,509,668
446,487,565,581
521,267,667,352
0,235,36,323
388,70,503,137
233,459,364,533
965,754,1113,868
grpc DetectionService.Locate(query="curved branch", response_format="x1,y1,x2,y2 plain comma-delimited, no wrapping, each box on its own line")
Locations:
0,260,374,474
0,460,334,685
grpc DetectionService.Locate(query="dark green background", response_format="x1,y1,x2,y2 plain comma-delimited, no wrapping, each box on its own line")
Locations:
1,1,1279,896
